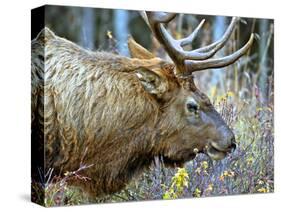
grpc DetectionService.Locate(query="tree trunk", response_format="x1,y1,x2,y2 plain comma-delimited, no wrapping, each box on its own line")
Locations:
80,8,95,50
211,16,227,93
114,9,129,56
258,19,270,103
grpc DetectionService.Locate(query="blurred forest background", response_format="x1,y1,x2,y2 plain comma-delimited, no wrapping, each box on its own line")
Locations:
37,5,274,206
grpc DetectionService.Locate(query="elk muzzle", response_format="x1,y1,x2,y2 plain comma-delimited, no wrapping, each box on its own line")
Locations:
207,125,236,160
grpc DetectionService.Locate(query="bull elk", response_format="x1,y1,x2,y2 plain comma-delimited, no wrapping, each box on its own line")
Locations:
31,11,254,198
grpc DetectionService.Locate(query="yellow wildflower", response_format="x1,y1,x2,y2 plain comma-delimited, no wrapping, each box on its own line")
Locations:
257,187,269,193
193,188,201,197
206,184,213,192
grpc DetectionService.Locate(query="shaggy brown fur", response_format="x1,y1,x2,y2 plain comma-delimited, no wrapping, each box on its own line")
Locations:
32,28,235,197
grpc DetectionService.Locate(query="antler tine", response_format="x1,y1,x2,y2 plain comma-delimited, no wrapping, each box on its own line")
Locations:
179,19,205,46
147,12,177,23
146,11,206,72
184,33,254,73
182,17,239,61
144,11,254,76
178,17,238,61
147,12,205,47
146,11,185,70
192,17,238,53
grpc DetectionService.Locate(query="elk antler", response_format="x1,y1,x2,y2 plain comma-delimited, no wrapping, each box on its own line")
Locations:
145,11,254,77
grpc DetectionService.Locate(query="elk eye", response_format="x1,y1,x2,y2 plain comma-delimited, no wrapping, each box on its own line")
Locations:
186,102,199,113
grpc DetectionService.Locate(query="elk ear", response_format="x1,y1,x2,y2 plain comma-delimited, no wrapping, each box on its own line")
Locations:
128,36,155,59
35,27,56,43
135,67,168,98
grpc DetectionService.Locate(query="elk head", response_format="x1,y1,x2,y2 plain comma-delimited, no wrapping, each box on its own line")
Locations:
129,11,254,165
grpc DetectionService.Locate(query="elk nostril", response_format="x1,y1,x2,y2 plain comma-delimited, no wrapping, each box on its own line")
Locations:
230,136,236,144
230,142,237,152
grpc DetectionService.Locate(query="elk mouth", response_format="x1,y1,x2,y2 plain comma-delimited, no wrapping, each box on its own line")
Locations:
162,157,185,168
206,142,236,160
206,145,227,160
162,152,196,168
